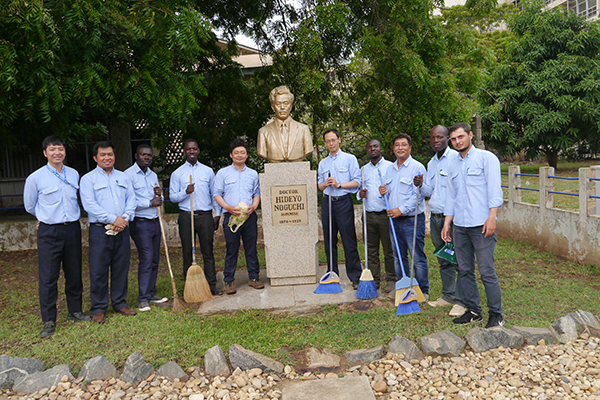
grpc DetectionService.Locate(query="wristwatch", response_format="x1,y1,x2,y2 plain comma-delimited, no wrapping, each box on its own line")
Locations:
337,183,342,189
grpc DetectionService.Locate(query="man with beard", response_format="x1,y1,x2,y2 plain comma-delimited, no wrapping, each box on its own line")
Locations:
125,144,167,312
169,139,222,296
442,122,504,327
358,139,396,291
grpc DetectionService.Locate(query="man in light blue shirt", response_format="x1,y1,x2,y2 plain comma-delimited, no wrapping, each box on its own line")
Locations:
169,139,222,296
379,133,429,298
442,122,504,328
80,141,137,323
24,135,91,338
125,144,168,312
213,138,262,295
358,139,395,291
415,126,464,316
317,129,362,288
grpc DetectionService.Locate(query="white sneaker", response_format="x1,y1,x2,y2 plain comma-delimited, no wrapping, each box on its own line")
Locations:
449,304,467,316
428,297,453,307
138,302,151,312
150,296,168,304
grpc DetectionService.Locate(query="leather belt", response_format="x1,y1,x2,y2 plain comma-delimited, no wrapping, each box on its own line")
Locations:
41,220,78,226
431,213,444,218
134,217,158,222
323,194,350,202
367,210,387,214
398,212,425,219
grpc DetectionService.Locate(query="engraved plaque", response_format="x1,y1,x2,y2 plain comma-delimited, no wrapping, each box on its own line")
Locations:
271,184,308,226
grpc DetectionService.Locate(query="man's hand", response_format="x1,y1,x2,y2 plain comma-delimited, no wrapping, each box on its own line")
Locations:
441,216,454,242
213,216,220,231
151,197,163,207
386,207,401,218
379,184,387,196
113,216,128,232
482,216,496,238
246,204,257,215
324,176,338,188
413,174,423,188
185,183,195,194
359,188,368,198
225,205,241,216
153,186,162,197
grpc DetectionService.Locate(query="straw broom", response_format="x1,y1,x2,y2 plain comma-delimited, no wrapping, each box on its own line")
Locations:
157,201,186,312
183,175,213,303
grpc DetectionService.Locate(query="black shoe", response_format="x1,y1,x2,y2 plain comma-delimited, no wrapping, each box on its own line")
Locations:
40,321,56,338
375,282,380,290
351,281,359,290
67,312,92,322
486,313,505,328
211,288,224,296
452,310,483,325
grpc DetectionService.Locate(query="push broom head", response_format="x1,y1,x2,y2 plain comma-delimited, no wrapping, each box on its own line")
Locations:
356,269,379,300
314,271,342,294
183,263,213,303
394,279,426,306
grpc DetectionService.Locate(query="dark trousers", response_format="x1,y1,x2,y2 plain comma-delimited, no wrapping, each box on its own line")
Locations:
37,221,83,322
322,194,362,283
430,214,463,306
364,211,396,283
222,212,260,282
178,211,217,288
130,219,161,303
454,226,502,316
88,224,131,314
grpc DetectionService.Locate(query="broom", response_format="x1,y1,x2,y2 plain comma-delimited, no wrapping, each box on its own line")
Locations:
315,173,342,294
183,175,213,303
376,169,424,311
356,167,378,299
396,185,423,314
157,197,186,312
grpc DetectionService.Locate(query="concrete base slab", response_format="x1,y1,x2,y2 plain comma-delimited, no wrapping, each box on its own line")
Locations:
195,263,363,314
282,375,375,400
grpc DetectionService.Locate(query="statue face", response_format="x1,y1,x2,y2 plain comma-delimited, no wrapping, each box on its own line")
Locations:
272,94,293,121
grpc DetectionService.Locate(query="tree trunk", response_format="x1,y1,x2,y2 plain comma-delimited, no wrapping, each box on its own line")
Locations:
546,149,558,169
108,117,132,171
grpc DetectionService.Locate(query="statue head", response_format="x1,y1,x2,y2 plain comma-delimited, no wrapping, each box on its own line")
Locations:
269,86,294,121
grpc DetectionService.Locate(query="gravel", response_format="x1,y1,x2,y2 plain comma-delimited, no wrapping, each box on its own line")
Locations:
2,335,599,400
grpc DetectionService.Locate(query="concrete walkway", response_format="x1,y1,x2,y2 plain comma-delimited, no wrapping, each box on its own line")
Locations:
195,263,371,314
281,375,376,400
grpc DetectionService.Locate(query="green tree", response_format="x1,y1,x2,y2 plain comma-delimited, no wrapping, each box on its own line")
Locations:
479,1,600,168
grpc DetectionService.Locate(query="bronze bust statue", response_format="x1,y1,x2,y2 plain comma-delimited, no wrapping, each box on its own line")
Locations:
257,86,314,162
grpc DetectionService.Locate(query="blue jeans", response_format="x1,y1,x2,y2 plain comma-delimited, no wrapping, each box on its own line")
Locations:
453,225,502,316
430,214,463,306
130,219,161,303
390,213,429,295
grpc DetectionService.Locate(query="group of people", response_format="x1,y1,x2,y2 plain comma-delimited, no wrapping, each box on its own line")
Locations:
24,120,504,339
320,123,504,329
24,136,261,338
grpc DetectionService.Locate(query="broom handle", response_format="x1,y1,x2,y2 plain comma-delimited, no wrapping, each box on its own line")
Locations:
328,172,333,274
190,175,196,265
409,185,419,289
378,168,407,279
362,168,367,271
157,202,178,296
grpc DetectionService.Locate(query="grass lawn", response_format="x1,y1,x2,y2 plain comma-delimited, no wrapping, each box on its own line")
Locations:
1,236,599,375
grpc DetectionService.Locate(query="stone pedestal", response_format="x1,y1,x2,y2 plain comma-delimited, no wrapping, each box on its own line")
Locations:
259,162,318,286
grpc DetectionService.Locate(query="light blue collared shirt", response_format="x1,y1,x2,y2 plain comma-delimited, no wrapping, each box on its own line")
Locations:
358,158,393,212
420,147,458,214
444,146,504,227
169,161,220,216
124,163,160,219
80,166,136,224
317,150,361,197
23,164,81,224
212,164,260,213
382,156,427,216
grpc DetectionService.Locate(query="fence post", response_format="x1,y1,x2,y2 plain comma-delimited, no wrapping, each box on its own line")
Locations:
508,165,520,209
591,166,600,216
579,168,590,226
539,167,554,210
